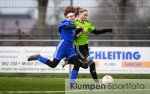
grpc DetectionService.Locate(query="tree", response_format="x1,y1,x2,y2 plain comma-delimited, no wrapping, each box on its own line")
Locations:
115,0,129,46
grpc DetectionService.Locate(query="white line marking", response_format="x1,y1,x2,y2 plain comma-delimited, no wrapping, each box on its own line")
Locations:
1,89,150,94
0,39,150,42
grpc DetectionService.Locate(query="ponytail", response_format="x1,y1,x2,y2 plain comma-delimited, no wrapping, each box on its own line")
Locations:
75,7,81,16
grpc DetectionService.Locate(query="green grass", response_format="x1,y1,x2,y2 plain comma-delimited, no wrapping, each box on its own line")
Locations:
0,73,150,79
0,77,64,91
0,77,149,94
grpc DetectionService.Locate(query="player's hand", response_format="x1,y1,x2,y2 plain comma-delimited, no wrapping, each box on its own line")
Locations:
75,29,83,37
76,26,83,32
76,26,83,29
76,31,82,37
107,29,113,33
74,27,83,39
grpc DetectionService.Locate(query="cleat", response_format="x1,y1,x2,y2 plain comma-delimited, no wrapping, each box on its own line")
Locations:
95,79,101,86
62,59,68,68
95,82,101,87
28,54,40,61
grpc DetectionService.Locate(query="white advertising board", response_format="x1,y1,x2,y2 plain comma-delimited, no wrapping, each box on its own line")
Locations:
0,47,150,74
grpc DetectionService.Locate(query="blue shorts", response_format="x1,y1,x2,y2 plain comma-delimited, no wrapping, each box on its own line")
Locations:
53,40,77,60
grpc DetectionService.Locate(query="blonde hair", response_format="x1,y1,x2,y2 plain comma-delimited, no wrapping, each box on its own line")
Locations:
75,7,87,16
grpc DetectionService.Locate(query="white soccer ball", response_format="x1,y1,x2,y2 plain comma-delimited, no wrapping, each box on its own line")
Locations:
102,75,113,85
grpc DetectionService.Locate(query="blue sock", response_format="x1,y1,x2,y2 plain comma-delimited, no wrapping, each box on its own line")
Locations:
36,56,48,64
70,70,78,84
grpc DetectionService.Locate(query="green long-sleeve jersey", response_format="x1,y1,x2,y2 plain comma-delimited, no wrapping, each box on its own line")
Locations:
74,20,95,46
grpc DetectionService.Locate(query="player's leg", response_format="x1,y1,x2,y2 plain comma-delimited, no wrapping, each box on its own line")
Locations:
68,56,81,85
62,58,88,69
28,54,60,68
75,44,99,84
74,44,89,68
62,45,88,69
28,45,66,68
28,54,49,64
66,48,81,85
89,61,99,84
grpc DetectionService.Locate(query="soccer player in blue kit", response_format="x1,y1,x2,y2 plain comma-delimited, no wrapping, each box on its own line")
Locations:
28,6,83,85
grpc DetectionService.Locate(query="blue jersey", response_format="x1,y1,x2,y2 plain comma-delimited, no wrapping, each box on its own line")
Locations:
53,20,77,60
58,20,75,44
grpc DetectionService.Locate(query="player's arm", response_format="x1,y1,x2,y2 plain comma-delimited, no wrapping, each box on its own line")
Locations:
74,27,83,39
63,25,76,30
91,28,113,34
63,25,83,38
63,25,83,31
87,20,113,34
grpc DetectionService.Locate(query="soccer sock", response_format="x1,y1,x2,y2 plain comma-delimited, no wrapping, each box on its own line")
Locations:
36,55,48,64
90,63,99,83
45,59,60,68
68,56,80,84
70,69,78,84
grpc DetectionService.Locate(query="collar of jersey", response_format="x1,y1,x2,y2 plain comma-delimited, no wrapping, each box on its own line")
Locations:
76,19,84,24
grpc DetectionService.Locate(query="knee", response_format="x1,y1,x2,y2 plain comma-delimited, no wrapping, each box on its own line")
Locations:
46,60,57,68
51,65,57,68
81,63,88,69
84,56,94,66
74,61,80,67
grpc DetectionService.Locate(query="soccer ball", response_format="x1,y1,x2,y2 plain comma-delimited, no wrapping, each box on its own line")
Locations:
102,75,113,85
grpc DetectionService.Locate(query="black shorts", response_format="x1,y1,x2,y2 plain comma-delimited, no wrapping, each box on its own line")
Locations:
74,44,89,61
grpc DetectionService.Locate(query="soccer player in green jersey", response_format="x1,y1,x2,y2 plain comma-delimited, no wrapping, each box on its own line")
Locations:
63,7,113,84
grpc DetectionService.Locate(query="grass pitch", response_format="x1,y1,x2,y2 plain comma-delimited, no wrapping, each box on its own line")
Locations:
0,76,149,94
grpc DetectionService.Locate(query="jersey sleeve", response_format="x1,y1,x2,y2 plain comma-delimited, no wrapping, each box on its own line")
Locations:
87,21,95,32
73,21,79,27
59,21,69,32
61,21,73,28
